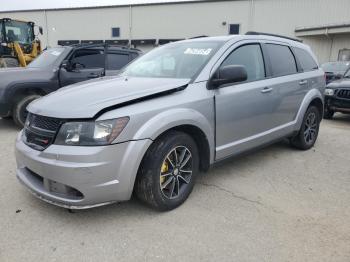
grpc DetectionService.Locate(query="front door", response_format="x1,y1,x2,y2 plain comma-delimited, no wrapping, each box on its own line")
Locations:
59,47,105,87
214,43,277,160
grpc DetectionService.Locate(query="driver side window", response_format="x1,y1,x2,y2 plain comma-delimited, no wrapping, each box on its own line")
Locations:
221,44,265,82
71,48,105,69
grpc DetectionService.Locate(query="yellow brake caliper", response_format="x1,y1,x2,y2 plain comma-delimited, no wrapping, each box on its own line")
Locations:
160,161,169,184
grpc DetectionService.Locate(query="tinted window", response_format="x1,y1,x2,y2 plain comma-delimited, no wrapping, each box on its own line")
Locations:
266,44,297,77
294,47,318,71
107,53,130,70
221,44,265,82
71,48,105,69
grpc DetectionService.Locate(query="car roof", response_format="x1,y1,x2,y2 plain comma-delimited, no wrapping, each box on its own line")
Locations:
57,44,141,53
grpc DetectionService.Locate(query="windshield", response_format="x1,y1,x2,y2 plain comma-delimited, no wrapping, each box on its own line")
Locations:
4,20,34,45
28,48,65,68
321,62,350,74
121,41,223,79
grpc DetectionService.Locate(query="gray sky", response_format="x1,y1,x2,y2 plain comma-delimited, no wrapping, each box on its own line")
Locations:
0,0,203,12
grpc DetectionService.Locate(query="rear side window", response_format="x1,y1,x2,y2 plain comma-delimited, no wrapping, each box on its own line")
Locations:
294,47,318,71
266,44,297,77
221,44,265,82
107,53,130,70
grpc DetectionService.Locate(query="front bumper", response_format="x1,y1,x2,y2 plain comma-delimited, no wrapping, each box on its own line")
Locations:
325,96,350,113
15,131,152,209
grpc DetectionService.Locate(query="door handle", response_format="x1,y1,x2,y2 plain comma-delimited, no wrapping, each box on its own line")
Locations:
261,87,273,93
299,80,308,85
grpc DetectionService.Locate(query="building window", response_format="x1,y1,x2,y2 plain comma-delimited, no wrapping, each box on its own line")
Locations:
112,27,120,37
229,24,240,35
338,49,350,61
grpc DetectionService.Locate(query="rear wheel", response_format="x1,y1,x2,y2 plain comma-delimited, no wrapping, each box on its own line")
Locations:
13,95,41,127
135,131,199,211
0,58,19,68
290,106,320,150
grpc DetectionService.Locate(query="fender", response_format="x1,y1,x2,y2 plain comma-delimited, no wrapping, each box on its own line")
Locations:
294,88,324,131
133,108,215,163
4,81,58,100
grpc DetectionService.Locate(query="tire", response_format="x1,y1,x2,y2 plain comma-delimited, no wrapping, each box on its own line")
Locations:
0,58,19,68
323,107,334,119
290,106,320,150
135,131,199,211
13,95,41,128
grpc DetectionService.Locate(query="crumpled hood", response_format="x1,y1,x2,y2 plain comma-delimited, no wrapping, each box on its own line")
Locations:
327,78,350,89
28,76,190,119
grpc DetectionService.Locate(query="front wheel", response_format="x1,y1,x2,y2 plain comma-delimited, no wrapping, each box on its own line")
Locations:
13,95,42,128
135,131,199,211
290,106,320,150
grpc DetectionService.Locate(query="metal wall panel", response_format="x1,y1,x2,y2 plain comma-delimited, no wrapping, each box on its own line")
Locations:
1,0,350,62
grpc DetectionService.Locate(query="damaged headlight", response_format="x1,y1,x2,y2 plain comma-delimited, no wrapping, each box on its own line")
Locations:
55,117,129,146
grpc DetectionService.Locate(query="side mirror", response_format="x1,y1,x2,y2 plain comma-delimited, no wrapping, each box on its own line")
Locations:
61,60,72,71
209,65,248,89
39,26,43,35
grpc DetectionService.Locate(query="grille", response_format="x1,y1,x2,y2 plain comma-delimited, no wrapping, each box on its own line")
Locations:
28,114,61,132
23,113,63,151
337,89,350,99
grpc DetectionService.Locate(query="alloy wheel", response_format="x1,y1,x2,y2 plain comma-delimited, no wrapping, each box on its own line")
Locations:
159,146,193,199
304,112,317,144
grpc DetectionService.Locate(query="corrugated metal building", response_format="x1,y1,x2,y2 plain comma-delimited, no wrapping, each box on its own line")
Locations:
1,0,350,63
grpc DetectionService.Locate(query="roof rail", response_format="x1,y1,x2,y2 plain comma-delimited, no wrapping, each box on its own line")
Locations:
245,31,303,43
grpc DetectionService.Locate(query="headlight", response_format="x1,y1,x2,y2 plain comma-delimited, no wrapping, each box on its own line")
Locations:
325,89,335,96
55,117,129,146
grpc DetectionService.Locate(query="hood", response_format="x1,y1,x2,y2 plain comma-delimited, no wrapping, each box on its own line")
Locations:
327,78,350,89
28,76,190,119
0,67,47,89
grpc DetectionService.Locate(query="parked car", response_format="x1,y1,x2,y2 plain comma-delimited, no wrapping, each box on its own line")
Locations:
321,61,350,84
0,44,141,126
15,33,325,211
324,67,350,119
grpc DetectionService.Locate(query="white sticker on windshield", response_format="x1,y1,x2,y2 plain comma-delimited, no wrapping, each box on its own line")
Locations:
184,48,212,56
51,51,62,56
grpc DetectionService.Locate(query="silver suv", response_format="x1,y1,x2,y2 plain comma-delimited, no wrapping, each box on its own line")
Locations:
15,33,325,211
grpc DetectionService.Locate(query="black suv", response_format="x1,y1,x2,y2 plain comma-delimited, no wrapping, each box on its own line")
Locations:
324,67,350,119
0,44,141,126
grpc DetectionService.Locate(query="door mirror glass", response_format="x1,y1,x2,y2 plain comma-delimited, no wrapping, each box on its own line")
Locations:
210,65,247,88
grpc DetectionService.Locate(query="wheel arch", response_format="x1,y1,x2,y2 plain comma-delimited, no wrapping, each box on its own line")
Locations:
295,89,324,130
153,124,211,172
130,108,215,172
309,97,324,118
6,83,48,106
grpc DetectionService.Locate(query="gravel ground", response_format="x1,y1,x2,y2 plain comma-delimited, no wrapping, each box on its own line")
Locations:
0,115,349,262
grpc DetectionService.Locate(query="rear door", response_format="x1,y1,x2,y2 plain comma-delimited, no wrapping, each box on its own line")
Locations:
262,43,305,126
104,50,131,76
59,46,105,86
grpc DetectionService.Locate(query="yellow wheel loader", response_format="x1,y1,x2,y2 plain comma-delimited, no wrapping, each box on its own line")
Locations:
0,18,43,68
